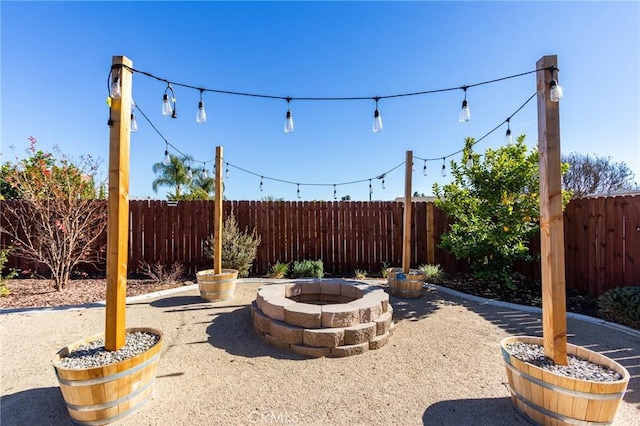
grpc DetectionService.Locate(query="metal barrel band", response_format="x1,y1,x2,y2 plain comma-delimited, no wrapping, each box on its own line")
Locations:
71,389,154,426
504,359,625,400
55,351,160,386
509,385,613,426
65,375,155,412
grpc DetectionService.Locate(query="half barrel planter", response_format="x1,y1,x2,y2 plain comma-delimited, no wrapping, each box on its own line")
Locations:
196,268,238,302
500,336,630,425
53,327,163,425
387,268,426,299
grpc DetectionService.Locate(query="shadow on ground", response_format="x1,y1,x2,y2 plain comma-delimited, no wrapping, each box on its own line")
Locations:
205,305,304,360
1,387,73,425
386,288,441,322
422,397,528,425
446,292,640,406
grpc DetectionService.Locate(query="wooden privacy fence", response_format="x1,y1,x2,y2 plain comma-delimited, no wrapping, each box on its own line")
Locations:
1,195,639,297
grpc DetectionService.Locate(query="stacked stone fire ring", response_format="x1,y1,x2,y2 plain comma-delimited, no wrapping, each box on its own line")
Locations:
251,280,393,358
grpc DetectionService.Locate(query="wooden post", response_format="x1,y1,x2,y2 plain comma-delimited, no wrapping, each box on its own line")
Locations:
213,146,223,274
105,56,133,351
426,202,435,265
537,55,568,365
402,151,413,273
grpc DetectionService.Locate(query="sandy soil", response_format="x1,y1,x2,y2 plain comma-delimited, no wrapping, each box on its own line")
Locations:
1,281,638,425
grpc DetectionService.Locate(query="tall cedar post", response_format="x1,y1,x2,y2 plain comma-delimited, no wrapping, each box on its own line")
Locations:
402,151,413,273
537,55,568,365
105,56,133,351
214,146,223,274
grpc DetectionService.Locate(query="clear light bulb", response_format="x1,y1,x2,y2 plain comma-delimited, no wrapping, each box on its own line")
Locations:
284,109,294,133
373,109,383,133
130,113,138,133
381,178,385,189
333,187,337,200
441,162,447,177
186,167,192,180
225,166,229,179
297,184,301,199
505,128,513,146
163,150,170,165
203,168,208,179
459,99,470,123
260,178,264,192
196,101,207,124
162,94,173,116
110,76,121,100
550,79,563,102
466,157,473,169
423,161,427,176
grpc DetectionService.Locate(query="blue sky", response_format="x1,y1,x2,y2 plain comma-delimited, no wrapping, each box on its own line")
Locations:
2,1,639,201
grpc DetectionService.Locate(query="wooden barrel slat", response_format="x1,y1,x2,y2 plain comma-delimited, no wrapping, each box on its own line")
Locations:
196,269,238,302
501,336,630,425
387,268,425,299
53,327,163,425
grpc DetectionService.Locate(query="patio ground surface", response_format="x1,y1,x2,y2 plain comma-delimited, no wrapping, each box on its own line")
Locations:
1,280,638,425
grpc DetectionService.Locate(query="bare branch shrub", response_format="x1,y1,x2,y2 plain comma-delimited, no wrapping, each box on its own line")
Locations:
138,261,185,285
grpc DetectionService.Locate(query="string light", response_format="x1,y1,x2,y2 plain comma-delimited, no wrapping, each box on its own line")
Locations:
333,184,337,200
459,86,470,123
225,163,229,179
162,83,177,118
163,143,170,165
423,160,427,176
109,68,121,100
196,88,207,124
284,97,294,133
297,183,301,199
186,162,193,180
466,154,474,169
441,158,447,177
113,63,552,132
369,179,373,196
505,118,513,146
202,164,208,180
260,176,264,192
550,79,563,102
372,97,383,133
381,177,386,189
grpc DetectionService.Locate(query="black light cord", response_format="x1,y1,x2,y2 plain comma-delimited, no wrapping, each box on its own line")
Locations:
112,63,555,102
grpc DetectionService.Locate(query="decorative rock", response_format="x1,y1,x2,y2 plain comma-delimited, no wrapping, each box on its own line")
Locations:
303,328,345,348
369,332,390,350
269,320,303,345
330,342,369,358
285,303,322,328
290,344,331,358
321,304,360,328
344,322,376,345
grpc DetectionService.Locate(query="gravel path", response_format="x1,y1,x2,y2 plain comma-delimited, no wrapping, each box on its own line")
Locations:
1,280,638,425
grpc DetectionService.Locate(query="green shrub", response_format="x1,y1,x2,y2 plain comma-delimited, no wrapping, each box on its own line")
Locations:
598,287,640,330
380,262,390,279
267,261,289,279
0,247,18,297
419,264,444,284
205,213,261,278
290,260,324,278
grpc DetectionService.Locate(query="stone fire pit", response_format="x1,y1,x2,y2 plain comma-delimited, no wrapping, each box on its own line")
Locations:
251,279,393,358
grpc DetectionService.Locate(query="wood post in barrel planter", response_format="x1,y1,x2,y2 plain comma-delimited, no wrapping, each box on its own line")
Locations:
196,145,239,301
52,55,163,425
500,55,630,425
387,151,424,298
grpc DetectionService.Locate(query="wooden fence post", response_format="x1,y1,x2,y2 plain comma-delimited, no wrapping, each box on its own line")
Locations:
214,146,223,274
537,55,568,365
105,55,132,351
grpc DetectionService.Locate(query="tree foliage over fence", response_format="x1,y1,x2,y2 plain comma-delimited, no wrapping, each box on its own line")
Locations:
0,139,107,290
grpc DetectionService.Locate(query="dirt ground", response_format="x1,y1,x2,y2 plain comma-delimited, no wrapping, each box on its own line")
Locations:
1,280,638,425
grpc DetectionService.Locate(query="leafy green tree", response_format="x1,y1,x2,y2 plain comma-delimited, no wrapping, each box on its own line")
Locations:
433,135,549,287
1,139,106,290
561,152,636,198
